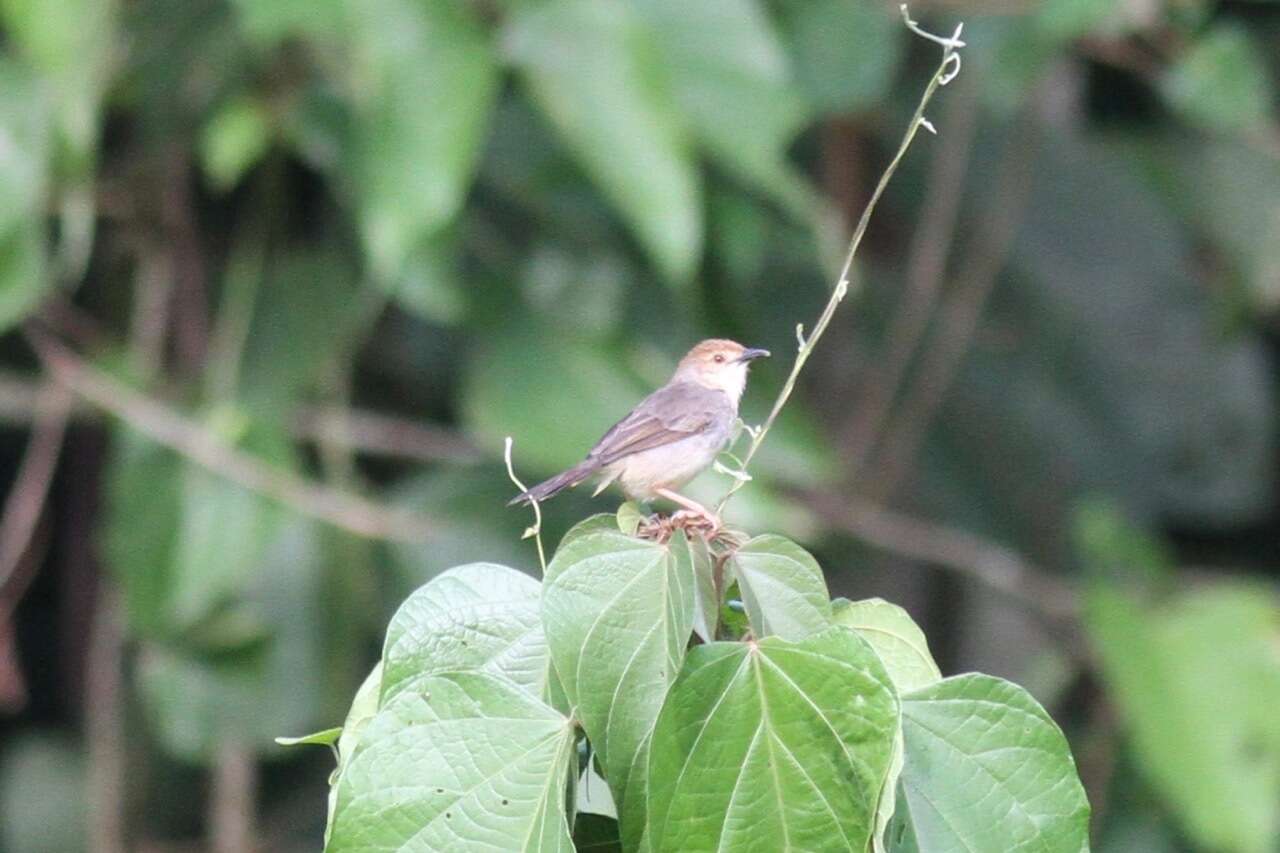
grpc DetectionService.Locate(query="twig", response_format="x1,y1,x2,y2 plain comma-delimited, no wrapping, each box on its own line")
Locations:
715,6,965,514
25,329,434,542
128,244,175,383
210,741,257,853
803,490,1078,623
0,384,73,593
839,74,979,478
0,615,26,711
295,405,479,464
866,99,1042,501
86,589,127,853
503,437,547,573
2,369,478,464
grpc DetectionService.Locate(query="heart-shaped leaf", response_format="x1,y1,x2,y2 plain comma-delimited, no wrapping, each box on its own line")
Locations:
646,626,899,851
833,597,941,694
729,534,831,640
380,563,547,701
541,528,695,816
887,674,1090,852
503,0,701,284
327,672,576,852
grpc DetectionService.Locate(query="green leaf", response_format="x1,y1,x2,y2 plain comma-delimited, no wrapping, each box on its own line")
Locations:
235,249,363,414
229,0,343,42
324,663,383,846
0,60,50,332
275,728,342,748
379,563,548,702
1035,0,1120,40
1086,584,1280,853
170,447,283,629
634,0,812,215
832,597,941,694
381,232,466,326
679,532,720,643
777,0,903,114
332,663,382,778
888,674,1091,852
557,513,623,549
199,96,272,192
1162,24,1273,134
326,672,576,853
347,0,498,280
102,429,181,636
503,0,701,283
0,221,47,332
645,626,900,851
728,534,830,640
0,0,115,172
541,528,695,816
616,501,646,536
462,327,648,474
138,520,332,763
873,728,906,853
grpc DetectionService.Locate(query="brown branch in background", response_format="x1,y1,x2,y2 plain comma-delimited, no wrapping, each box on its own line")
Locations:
0,384,73,593
803,489,1079,624
864,101,1043,502
840,74,979,479
210,741,257,853
86,590,127,853
295,405,479,465
161,148,211,373
128,245,176,382
2,368,475,465
0,613,28,712
25,329,435,542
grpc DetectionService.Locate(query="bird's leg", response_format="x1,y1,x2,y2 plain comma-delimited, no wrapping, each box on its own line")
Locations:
653,487,721,530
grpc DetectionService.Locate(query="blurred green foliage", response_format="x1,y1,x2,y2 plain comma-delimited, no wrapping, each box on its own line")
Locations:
1,0,1278,850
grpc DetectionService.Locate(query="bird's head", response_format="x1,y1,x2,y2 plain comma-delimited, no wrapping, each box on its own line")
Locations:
672,339,770,404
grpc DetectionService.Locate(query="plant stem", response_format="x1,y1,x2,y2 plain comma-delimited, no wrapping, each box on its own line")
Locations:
715,8,965,515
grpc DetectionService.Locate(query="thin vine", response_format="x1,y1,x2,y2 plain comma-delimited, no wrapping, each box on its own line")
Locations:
716,5,966,515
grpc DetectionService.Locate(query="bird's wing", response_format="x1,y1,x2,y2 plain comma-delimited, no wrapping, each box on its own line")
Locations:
588,382,728,467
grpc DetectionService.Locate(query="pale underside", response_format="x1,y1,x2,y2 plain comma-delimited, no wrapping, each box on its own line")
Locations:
583,381,737,502
595,422,733,501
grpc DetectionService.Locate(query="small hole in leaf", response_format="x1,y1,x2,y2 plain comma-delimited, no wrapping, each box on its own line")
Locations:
445,812,452,820
502,799,509,806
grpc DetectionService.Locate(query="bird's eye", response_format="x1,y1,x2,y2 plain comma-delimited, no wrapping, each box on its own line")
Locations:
713,354,725,364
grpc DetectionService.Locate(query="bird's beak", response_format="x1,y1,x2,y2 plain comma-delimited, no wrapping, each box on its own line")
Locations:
736,347,771,363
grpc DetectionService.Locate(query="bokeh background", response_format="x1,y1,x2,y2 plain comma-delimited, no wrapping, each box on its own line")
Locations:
1,0,1279,850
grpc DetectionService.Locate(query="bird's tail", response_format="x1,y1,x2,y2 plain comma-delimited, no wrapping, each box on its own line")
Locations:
508,460,599,506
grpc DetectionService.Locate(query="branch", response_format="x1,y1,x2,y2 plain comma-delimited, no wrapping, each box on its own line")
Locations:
209,741,257,853
866,97,1042,500
3,368,477,465
715,6,965,514
0,384,72,594
25,329,434,542
838,74,979,477
802,490,1078,624
86,590,127,853
294,405,479,464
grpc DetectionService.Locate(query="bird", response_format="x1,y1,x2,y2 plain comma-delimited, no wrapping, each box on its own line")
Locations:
509,339,770,526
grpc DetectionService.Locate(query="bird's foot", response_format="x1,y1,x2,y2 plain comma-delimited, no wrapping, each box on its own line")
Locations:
671,508,722,535
636,508,721,543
